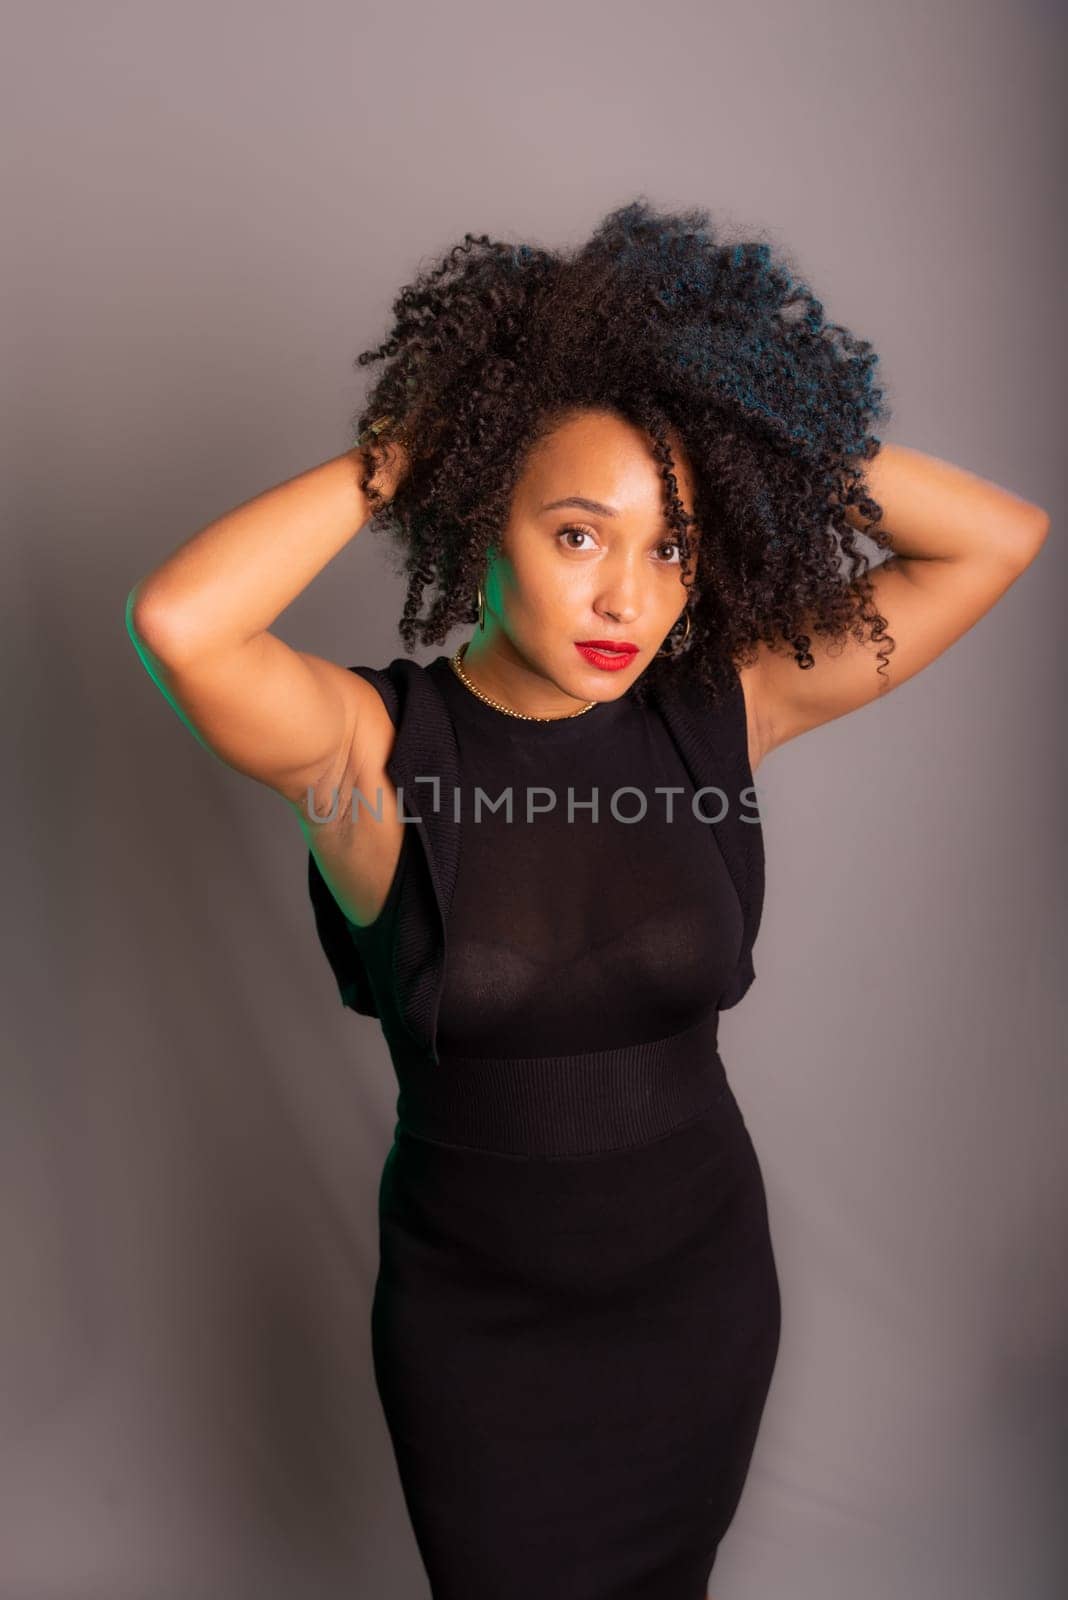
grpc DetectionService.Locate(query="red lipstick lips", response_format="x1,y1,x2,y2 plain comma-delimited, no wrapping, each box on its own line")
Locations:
575,641,638,672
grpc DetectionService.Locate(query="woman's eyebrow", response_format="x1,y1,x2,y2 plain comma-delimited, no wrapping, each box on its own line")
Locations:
539,495,620,517
538,495,700,540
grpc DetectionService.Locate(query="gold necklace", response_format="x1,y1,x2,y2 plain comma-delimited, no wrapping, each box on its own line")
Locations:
449,643,597,721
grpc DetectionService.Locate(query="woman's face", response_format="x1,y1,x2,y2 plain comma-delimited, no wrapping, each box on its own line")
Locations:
463,408,702,717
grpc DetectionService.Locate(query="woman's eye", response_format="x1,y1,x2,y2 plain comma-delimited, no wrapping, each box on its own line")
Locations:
557,525,596,551
657,541,681,564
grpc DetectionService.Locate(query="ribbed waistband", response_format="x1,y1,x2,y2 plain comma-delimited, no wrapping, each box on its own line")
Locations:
395,1009,727,1158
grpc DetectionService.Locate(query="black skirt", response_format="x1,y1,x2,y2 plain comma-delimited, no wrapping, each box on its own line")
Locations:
371,1054,781,1599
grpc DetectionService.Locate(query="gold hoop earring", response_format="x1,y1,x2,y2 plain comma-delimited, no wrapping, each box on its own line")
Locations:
654,607,692,659
476,582,487,632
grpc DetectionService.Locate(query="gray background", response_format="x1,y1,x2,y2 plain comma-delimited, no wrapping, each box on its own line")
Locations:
4,2,1065,1596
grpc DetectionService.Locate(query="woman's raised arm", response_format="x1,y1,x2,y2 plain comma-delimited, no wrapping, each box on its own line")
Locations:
749,444,1051,757
125,430,406,804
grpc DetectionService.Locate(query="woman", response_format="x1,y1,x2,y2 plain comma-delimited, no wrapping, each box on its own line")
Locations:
126,200,1050,1598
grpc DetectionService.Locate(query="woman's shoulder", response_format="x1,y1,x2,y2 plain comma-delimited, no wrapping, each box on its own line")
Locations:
340,653,452,733
341,654,458,791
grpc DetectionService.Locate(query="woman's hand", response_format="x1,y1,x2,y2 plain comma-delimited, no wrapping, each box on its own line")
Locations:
356,414,411,505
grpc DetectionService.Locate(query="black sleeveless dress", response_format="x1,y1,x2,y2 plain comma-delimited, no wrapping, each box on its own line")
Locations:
319,654,780,1598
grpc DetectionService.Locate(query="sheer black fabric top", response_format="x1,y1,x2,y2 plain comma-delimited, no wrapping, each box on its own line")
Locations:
426,655,744,1060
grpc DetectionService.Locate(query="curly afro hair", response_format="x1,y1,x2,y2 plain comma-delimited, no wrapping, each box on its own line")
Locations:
351,196,895,710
